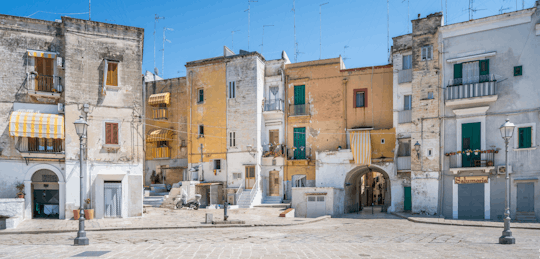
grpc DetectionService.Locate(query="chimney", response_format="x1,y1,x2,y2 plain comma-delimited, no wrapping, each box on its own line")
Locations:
418,13,421,19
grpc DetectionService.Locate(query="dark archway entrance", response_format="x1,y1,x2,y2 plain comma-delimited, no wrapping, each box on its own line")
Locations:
344,165,391,213
31,169,60,219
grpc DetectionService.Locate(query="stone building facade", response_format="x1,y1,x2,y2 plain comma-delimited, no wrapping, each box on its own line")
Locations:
0,14,144,220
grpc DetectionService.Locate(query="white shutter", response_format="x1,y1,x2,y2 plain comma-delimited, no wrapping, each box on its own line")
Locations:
102,60,108,95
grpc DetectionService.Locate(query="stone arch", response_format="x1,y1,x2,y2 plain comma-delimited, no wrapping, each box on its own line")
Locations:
23,164,66,219
343,164,392,212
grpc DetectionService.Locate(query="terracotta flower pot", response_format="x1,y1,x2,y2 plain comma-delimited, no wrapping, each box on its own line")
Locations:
17,193,24,199
84,209,94,220
73,210,80,220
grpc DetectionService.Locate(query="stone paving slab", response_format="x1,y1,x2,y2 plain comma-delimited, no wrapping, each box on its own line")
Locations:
392,212,540,230
0,207,327,235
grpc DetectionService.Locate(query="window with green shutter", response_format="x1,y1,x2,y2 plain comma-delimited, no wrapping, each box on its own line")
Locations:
198,89,204,103
514,66,522,76
518,127,532,148
479,60,489,82
294,85,305,105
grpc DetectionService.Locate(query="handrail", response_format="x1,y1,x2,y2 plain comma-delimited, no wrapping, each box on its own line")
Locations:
248,167,259,205
235,181,244,202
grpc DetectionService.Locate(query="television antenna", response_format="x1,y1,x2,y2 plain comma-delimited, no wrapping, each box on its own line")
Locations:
161,27,173,79
319,2,329,60
343,45,350,61
153,14,165,74
292,0,298,62
402,0,410,33
463,0,486,20
231,30,241,52
244,0,258,51
499,6,511,14
260,25,273,54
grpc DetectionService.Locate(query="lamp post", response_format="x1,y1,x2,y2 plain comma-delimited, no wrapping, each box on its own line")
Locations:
74,116,89,246
499,118,515,245
414,141,421,159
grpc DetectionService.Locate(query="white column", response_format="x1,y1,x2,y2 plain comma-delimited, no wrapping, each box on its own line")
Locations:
59,182,66,220
484,178,490,220
24,180,32,219
453,178,458,219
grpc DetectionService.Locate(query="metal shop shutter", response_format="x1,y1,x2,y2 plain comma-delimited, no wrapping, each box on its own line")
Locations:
104,182,122,218
306,195,326,218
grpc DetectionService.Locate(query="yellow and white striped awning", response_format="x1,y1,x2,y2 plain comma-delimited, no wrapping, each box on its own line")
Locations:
350,130,371,165
27,50,57,59
9,111,64,139
148,93,170,106
147,129,173,142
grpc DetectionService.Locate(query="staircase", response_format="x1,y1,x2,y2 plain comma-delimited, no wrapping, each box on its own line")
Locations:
143,184,169,208
516,212,537,222
262,196,282,204
237,188,262,208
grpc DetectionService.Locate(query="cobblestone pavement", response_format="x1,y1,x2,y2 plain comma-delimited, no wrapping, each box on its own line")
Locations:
0,211,539,258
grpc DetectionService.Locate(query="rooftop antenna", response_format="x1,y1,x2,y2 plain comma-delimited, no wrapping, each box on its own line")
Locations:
244,0,258,51
231,30,240,52
89,0,91,21
153,14,165,74
342,45,350,61
319,2,329,60
445,0,448,25
387,0,390,62
292,0,298,63
463,0,485,20
261,25,273,54
161,27,173,79
499,5,510,14
402,0,410,33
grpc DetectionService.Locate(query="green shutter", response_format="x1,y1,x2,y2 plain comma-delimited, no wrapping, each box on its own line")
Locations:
479,60,489,83
293,127,306,159
404,187,412,211
462,122,481,167
454,63,462,79
519,127,532,148
294,85,305,105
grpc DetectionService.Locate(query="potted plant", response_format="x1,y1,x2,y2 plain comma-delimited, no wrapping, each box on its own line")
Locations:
474,149,480,155
73,209,80,220
84,198,94,220
457,151,462,155
16,183,25,198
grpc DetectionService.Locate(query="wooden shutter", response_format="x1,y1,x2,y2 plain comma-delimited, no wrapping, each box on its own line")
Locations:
294,85,305,105
112,123,118,144
107,62,118,86
454,63,462,79
519,127,532,148
294,127,306,159
44,58,53,76
105,123,112,144
479,60,489,83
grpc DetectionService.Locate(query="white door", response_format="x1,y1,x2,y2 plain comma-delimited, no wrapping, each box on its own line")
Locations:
104,182,122,218
306,195,326,218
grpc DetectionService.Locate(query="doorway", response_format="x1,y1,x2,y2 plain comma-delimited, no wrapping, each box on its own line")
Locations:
404,186,412,211
517,183,534,213
245,166,255,189
269,171,279,196
458,183,484,219
31,169,60,219
104,181,122,218
462,122,481,167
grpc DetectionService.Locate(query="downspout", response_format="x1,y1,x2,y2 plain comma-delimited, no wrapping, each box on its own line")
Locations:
438,40,445,217
142,75,146,186
343,76,348,147
284,70,289,200
188,70,193,180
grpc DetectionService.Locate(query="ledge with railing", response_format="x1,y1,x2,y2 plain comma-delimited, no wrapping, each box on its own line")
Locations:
28,74,62,93
398,69,412,84
445,149,498,173
289,104,310,116
149,146,171,159
287,146,311,160
445,74,497,101
151,107,169,120
264,99,284,112
397,156,411,171
398,110,412,124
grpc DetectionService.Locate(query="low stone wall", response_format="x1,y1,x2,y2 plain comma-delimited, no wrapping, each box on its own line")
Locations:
0,198,25,229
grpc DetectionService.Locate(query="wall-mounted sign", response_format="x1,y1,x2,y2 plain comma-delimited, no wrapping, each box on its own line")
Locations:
455,176,488,184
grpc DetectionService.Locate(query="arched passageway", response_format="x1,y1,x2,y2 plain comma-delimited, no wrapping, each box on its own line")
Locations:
30,169,60,219
344,165,392,213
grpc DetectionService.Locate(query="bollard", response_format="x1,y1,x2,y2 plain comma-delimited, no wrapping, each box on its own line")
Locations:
224,203,229,221
372,202,374,214
205,213,213,224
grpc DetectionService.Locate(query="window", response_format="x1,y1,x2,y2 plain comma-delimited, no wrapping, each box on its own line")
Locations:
228,81,236,98
105,122,119,144
233,173,241,179
35,57,54,76
105,61,118,86
198,89,204,103
453,60,490,85
518,127,532,149
229,132,236,147
157,141,168,148
427,92,434,99
402,55,412,70
404,95,412,110
181,140,186,147
427,148,433,157
398,139,411,157
514,66,522,76
214,159,221,170
269,130,279,145
28,138,62,152
198,125,204,137
381,138,385,144
353,88,368,108
421,45,433,61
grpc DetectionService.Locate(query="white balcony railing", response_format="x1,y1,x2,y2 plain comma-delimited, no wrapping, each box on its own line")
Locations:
398,69,412,84
446,74,496,100
398,110,412,124
264,99,284,112
397,156,411,171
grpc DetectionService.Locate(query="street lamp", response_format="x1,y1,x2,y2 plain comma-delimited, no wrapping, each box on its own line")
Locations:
499,118,515,245
414,141,421,159
74,116,89,246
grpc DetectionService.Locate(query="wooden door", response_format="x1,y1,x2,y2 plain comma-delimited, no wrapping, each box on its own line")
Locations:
269,171,279,196
245,166,255,189
462,122,480,167
269,130,279,145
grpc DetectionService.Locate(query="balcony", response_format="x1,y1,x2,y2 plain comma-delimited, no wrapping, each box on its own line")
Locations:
28,74,62,99
152,108,169,120
397,156,411,171
398,110,412,124
287,147,310,160
16,137,64,159
264,99,284,112
149,146,170,159
289,104,310,116
446,149,497,174
445,74,497,107
398,69,412,84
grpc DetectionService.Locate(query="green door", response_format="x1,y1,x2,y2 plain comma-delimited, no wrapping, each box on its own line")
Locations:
462,122,481,167
404,187,412,211
293,127,306,159
479,60,489,82
294,85,305,115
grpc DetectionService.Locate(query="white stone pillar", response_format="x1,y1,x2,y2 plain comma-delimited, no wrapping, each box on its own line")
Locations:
59,182,66,219
24,180,32,219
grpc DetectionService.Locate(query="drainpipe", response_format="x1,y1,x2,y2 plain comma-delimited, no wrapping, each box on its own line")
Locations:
284,70,289,200
438,41,445,217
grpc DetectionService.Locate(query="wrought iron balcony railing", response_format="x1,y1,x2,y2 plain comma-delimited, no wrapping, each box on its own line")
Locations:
152,108,169,120
289,104,309,116
446,149,497,169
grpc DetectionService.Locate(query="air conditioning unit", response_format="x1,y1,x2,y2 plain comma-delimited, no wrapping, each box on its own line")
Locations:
497,165,512,175
57,103,64,113
56,57,63,67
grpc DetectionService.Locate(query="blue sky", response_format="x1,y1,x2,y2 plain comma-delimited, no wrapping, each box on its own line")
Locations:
4,0,537,79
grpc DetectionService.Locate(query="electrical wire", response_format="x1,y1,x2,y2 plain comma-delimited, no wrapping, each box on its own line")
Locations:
26,11,89,18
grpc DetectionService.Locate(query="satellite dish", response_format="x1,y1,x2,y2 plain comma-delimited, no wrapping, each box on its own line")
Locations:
154,67,159,76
